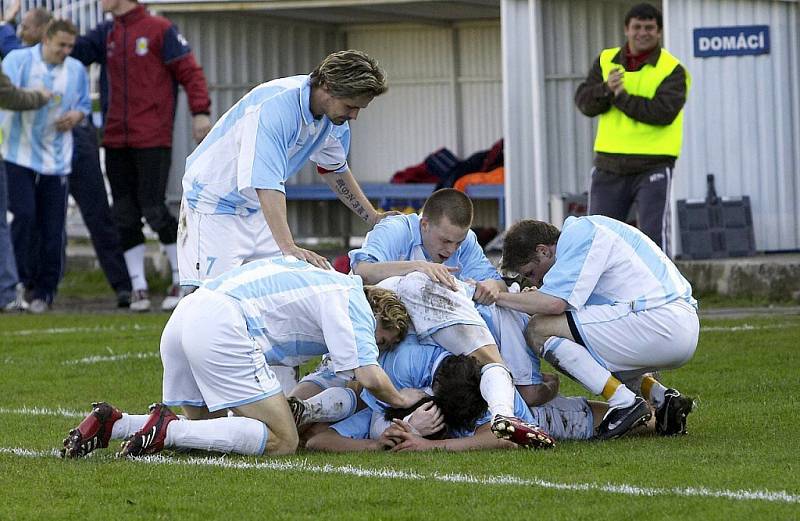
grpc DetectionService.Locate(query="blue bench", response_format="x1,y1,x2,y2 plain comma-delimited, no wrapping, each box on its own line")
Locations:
285,183,505,229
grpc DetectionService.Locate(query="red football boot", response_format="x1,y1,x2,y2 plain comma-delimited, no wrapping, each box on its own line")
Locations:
491,414,556,449
118,403,178,458
61,402,123,458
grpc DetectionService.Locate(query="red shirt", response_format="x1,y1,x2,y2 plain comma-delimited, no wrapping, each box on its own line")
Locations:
103,5,210,148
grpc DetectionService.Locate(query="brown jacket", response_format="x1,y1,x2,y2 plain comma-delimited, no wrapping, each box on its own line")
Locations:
0,71,48,111
575,46,688,175
0,71,48,157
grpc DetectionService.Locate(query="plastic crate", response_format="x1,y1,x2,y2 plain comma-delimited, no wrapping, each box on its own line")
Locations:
677,175,756,259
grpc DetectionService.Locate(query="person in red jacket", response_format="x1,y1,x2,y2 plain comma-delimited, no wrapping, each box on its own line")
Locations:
72,0,212,312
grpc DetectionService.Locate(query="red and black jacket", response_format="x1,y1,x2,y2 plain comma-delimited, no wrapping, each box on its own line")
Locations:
72,5,210,148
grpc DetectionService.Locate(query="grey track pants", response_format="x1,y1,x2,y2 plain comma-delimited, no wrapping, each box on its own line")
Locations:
587,166,673,255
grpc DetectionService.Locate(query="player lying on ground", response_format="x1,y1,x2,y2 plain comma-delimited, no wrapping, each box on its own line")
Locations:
305,344,654,453
292,272,559,408
496,216,698,439
61,257,427,458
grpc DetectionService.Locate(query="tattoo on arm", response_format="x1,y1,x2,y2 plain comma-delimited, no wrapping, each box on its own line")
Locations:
335,177,371,221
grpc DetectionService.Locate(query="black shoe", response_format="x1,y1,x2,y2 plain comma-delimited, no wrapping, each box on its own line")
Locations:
287,397,308,428
656,389,694,436
595,396,651,440
116,290,131,308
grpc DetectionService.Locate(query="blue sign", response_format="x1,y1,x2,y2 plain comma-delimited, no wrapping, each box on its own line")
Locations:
693,25,770,58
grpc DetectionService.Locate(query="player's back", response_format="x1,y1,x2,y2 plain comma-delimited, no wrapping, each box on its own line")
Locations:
548,215,695,310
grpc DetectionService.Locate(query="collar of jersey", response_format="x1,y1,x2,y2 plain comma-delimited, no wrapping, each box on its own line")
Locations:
299,76,315,126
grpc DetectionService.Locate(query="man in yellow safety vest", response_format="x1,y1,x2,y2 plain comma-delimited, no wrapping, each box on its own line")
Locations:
575,2,690,256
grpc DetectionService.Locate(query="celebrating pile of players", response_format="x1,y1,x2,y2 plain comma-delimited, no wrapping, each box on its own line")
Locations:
0,1,700,457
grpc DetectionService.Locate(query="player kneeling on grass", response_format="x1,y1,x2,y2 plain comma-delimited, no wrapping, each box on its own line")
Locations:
496,216,698,440
61,257,426,458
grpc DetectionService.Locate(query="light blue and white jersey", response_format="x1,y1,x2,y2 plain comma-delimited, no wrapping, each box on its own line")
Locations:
539,215,697,311
357,337,534,439
330,407,372,440
183,75,350,216
0,44,90,175
360,334,450,412
203,256,379,372
349,213,501,282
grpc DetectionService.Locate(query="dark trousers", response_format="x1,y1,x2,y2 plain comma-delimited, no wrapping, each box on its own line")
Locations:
105,147,177,250
0,161,20,305
70,123,131,293
588,166,673,255
5,162,69,303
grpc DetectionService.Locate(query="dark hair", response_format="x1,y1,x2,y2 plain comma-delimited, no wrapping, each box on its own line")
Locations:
45,18,78,38
431,355,487,433
310,49,387,99
624,3,663,29
501,219,560,273
421,188,473,229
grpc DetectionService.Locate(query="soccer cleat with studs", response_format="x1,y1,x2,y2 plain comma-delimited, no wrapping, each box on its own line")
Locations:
656,388,694,436
491,414,556,449
118,403,178,458
61,402,123,458
595,396,652,440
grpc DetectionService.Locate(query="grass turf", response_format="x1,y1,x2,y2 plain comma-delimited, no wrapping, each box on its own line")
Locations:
0,312,798,520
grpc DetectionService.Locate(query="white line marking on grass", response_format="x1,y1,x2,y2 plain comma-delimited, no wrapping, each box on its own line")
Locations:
700,323,795,333
1,447,797,505
62,352,160,365
1,324,159,337
0,406,85,418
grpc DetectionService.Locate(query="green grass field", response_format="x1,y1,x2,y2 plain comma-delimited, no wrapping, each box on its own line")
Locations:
1,311,798,520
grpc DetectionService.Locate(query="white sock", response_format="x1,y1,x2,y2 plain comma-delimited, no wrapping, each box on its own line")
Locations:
164,416,267,456
542,337,611,395
480,363,515,417
110,413,149,440
648,381,668,408
608,385,637,408
303,387,357,423
162,243,179,285
123,244,148,291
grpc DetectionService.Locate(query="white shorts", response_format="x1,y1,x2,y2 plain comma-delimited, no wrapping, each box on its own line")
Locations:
378,272,494,352
177,198,280,287
529,395,593,440
161,288,283,412
569,299,699,373
298,355,350,390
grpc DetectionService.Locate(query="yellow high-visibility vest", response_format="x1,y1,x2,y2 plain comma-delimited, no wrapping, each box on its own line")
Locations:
594,47,690,156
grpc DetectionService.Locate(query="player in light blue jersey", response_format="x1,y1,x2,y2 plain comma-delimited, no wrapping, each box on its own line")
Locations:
61,257,426,459
347,189,543,433
178,50,399,291
498,216,698,439
306,334,564,452
349,188,505,302
1,19,89,312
